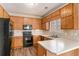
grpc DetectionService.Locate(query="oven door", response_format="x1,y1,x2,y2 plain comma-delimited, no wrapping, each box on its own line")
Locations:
23,36,33,47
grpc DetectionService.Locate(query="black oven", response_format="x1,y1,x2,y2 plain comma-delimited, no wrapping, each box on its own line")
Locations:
23,25,33,47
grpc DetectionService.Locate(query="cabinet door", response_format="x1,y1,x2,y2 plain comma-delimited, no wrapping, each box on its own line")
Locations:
60,4,73,17
51,10,60,20
11,37,23,48
0,6,3,17
42,23,46,30
37,44,46,56
10,16,24,30
61,16,74,29
46,22,50,31
33,36,41,46
46,14,51,22
3,11,9,18
32,20,42,30
52,10,60,17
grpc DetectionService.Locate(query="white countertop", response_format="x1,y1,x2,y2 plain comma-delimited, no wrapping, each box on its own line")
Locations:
38,38,79,55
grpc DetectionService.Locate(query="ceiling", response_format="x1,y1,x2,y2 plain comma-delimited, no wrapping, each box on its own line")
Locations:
1,3,65,18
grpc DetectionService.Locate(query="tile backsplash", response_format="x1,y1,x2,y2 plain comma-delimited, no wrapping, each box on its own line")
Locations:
13,30,45,36
13,29,79,41
62,30,79,40
48,30,79,41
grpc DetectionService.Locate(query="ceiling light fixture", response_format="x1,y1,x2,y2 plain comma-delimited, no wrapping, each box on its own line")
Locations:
25,3,38,6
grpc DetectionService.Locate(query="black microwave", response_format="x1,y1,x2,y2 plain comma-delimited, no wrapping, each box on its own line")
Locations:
23,25,32,30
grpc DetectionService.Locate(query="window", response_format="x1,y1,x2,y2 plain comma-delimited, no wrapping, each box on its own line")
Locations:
49,19,61,32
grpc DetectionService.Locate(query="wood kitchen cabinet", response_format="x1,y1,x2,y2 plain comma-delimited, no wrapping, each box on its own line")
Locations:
61,4,79,29
60,4,73,29
41,4,79,29
0,5,4,17
45,22,50,31
42,21,50,30
60,4,73,17
42,17,47,24
33,35,41,46
51,10,60,20
11,36,23,48
33,36,42,55
41,4,75,29
3,11,10,18
24,18,42,30
32,19,42,30
0,5,10,18
42,23,46,30
36,46,79,56
42,10,60,24
37,44,46,56
10,16,24,30
61,16,74,29
46,14,51,22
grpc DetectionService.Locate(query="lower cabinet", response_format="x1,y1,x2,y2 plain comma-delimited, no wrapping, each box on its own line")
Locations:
37,44,46,56
11,36,23,49
35,43,79,56
33,35,41,46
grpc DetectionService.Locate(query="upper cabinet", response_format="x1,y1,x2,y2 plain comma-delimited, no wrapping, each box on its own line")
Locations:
61,4,79,29
60,4,73,18
24,18,42,30
42,23,46,30
45,22,50,31
0,5,10,18
32,19,42,30
3,11,10,18
10,16,24,30
42,21,50,31
46,14,51,21
51,10,60,20
0,6,4,17
61,4,74,29
42,3,79,30
61,16,74,29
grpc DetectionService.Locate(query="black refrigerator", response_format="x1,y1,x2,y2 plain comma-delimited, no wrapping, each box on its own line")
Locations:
0,18,11,56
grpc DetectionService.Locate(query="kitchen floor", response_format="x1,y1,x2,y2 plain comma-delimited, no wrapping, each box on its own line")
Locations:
10,46,36,56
